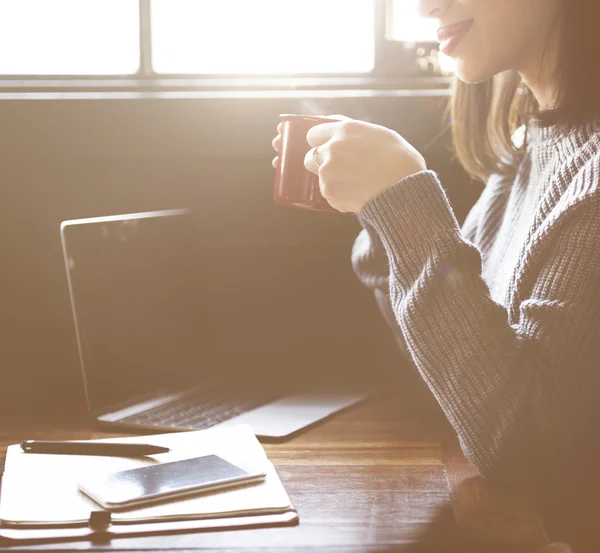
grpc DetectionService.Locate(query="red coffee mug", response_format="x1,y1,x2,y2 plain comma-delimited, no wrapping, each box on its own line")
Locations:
273,114,339,213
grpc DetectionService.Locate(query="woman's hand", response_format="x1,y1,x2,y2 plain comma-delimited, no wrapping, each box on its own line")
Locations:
271,114,349,170
302,118,427,214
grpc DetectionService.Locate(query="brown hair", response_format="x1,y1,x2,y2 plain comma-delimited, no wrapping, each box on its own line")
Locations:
451,0,600,182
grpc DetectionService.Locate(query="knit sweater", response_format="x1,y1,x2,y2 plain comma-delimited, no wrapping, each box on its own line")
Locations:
351,122,600,483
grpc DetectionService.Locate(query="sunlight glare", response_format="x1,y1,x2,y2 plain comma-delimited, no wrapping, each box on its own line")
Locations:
151,0,375,74
391,0,437,42
0,0,139,75
392,0,455,74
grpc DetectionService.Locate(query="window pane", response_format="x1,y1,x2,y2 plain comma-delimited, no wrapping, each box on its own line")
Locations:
390,0,437,42
151,0,375,74
0,0,139,75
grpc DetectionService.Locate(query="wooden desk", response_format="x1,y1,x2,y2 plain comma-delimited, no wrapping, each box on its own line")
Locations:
0,379,571,552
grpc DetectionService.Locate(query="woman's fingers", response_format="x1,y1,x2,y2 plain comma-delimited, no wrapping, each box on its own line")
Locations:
272,134,281,152
306,122,339,148
303,147,321,175
272,123,284,153
271,122,284,168
273,117,345,155
273,116,346,169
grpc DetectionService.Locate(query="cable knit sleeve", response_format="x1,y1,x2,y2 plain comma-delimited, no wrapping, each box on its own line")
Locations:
352,218,408,353
351,218,389,292
358,169,600,485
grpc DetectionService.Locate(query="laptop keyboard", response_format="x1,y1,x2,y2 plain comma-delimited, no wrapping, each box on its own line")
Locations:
116,387,280,430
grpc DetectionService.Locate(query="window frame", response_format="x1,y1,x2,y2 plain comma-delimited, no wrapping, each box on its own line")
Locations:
0,0,449,93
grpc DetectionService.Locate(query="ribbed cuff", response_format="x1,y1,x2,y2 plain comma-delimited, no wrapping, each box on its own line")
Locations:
359,171,462,292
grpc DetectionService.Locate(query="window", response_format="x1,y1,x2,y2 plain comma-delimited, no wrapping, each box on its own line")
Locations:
0,0,139,75
0,0,443,82
151,0,375,75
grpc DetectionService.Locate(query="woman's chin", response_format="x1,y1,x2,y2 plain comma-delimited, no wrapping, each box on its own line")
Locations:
454,59,495,85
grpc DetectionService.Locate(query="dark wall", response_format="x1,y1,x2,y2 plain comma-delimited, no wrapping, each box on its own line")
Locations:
0,93,481,418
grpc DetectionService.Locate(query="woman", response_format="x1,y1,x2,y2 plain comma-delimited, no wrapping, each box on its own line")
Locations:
272,0,600,493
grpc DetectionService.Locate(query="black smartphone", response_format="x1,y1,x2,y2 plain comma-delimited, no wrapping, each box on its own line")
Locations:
77,455,266,510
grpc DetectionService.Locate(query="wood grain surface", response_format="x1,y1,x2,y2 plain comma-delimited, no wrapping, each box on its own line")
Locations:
0,377,578,552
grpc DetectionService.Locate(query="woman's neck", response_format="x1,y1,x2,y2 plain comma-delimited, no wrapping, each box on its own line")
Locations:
519,23,561,110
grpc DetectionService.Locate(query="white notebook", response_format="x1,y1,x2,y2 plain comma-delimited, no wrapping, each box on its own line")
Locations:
0,425,291,528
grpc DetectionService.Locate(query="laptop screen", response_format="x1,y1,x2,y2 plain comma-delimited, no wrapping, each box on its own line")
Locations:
61,210,214,414
61,208,392,416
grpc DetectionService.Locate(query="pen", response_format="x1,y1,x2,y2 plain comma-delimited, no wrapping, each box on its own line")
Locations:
20,440,170,457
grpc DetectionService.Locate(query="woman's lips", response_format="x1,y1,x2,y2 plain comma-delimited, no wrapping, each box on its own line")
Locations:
437,19,474,56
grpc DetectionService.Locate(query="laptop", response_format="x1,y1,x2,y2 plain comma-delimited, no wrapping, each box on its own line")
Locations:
60,209,373,440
